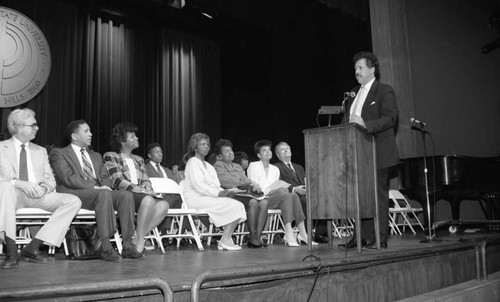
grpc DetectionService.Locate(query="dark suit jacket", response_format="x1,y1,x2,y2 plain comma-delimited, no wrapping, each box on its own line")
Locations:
145,162,175,181
50,145,112,191
343,80,399,169
275,160,305,192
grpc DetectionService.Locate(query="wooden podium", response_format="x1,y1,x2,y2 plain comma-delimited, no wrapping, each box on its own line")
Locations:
303,123,379,253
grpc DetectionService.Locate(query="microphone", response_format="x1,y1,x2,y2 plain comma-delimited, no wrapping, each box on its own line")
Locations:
341,91,356,112
410,117,427,126
344,91,356,98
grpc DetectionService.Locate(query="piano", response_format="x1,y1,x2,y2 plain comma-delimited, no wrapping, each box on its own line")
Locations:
398,155,500,231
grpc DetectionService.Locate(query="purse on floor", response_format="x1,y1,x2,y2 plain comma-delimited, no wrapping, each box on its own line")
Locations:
65,225,102,260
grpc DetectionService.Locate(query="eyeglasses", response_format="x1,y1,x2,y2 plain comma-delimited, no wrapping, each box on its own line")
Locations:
21,123,38,130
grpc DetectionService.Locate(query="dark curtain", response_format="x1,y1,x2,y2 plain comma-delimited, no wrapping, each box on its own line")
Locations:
0,0,221,167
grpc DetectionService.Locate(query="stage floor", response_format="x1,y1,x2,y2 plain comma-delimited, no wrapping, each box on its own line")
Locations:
1,228,499,294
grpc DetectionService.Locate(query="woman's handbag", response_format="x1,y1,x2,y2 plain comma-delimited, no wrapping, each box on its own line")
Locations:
65,225,102,260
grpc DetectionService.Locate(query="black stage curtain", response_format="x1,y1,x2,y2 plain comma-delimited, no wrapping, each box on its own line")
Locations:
0,0,221,167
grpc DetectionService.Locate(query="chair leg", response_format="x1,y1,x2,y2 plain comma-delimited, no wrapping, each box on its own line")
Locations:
113,231,122,253
186,215,204,251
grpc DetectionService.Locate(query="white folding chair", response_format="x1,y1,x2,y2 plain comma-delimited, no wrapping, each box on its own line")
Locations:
147,178,205,251
264,209,285,244
15,208,57,255
389,190,425,235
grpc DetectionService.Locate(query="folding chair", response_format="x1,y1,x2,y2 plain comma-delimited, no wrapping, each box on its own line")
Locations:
15,208,57,255
264,209,285,244
146,178,205,252
389,190,425,235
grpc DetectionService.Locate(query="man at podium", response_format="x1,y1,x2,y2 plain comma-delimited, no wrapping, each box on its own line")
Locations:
339,51,399,249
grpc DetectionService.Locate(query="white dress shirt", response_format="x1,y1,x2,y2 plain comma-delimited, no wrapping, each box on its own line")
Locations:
350,77,375,121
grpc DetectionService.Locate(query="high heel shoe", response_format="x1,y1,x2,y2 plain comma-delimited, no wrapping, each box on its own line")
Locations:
283,236,300,247
217,240,242,251
297,234,318,246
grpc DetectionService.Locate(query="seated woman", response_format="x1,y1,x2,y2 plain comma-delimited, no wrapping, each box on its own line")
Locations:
103,122,170,254
183,133,247,251
233,151,249,171
213,139,269,248
247,140,316,247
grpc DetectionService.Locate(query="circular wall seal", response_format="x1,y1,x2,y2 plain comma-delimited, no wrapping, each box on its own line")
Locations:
0,7,51,108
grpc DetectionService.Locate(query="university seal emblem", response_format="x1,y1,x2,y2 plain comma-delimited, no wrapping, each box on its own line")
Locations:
0,7,51,107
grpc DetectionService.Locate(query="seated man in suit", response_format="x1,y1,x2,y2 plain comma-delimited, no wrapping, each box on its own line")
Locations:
0,109,82,269
50,120,144,261
274,142,328,243
144,143,182,235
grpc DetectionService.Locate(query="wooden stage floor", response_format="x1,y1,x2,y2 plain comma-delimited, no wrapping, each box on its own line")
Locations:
1,229,500,301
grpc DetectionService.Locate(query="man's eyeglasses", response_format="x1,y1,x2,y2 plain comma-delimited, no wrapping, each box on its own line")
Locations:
21,123,38,130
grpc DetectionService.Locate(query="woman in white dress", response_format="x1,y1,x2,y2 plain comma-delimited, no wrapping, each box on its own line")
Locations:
247,140,316,247
183,133,247,251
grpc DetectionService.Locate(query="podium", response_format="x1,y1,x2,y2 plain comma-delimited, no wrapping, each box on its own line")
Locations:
303,123,379,253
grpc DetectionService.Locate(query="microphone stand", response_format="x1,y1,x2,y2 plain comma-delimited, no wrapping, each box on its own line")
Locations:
417,123,442,243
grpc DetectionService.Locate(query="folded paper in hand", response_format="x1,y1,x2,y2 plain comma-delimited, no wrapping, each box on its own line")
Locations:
149,177,181,194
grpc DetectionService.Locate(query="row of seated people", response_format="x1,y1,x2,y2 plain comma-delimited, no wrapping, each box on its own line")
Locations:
0,108,322,270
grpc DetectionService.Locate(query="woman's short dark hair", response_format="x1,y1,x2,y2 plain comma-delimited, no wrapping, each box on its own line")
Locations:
109,122,138,152
63,119,87,147
254,140,272,155
214,139,233,155
186,133,210,158
353,51,380,80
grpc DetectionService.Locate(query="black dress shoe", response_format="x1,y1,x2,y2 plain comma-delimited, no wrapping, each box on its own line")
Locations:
338,238,367,249
1,256,19,269
121,247,146,259
247,241,263,248
314,234,329,244
20,249,49,264
365,241,388,249
100,249,121,262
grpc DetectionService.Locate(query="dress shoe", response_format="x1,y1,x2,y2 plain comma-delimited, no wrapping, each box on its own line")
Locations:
1,256,19,269
143,240,155,251
283,236,300,247
20,249,49,264
217,240,242,251
297,234,319,246
338,238,367,249
313,234,329,244
100,248,121,262
247,241,262,248
365,241,388,249
121,247,146,259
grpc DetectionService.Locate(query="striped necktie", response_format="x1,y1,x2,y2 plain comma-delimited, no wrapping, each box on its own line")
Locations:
81,148,95,180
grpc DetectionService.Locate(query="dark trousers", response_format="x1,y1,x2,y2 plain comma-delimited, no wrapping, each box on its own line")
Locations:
361,167,390,243
63,188,136,247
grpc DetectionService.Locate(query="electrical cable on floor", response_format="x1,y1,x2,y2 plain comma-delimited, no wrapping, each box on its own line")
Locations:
302,254,322,302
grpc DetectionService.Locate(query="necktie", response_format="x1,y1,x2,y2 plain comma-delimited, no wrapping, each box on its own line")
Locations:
156,163,165,178
350,86,365,122
19,144,29,181
81,148,95,180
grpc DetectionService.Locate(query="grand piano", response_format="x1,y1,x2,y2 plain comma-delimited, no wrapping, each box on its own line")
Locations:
398,155,500,231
